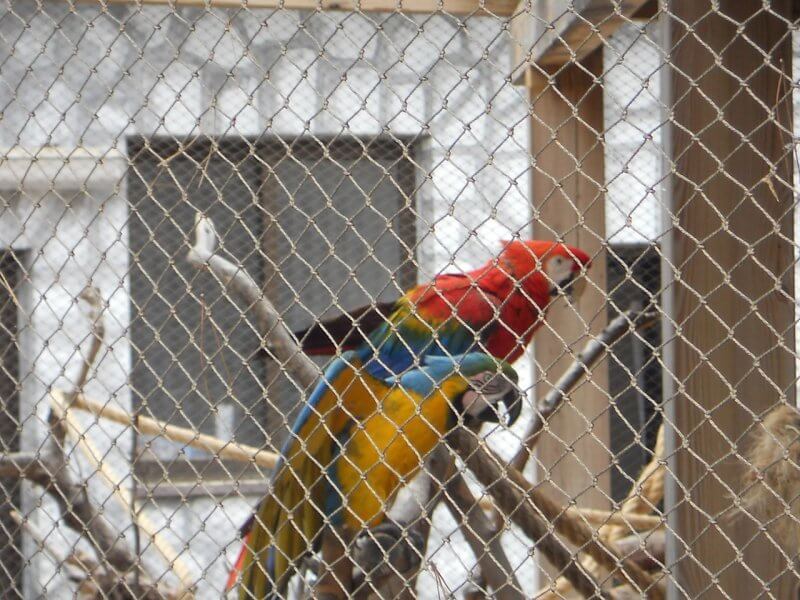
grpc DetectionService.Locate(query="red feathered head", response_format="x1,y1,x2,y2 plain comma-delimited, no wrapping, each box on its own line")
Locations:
499,239,592,299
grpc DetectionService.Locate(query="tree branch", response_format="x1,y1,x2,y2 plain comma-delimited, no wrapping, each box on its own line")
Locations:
0,452,45,479
382,446,524,599
8,509,98,583
2,441,138,575
447,428,664,599
441,454,523,598
446,428,609,599
50,389,197,591
63,389,277,469
8,287,182,597
536,428,666,599
511,305,658,472
187,214,318,389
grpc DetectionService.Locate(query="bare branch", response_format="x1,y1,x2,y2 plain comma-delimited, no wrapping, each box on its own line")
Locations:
480,497,663,532
187,214,318,389
0,452,45,479
448,428,664,599
446,428,609,599
511,305,659,472
605,425,665,543
614,530,665,572
376,447,524,599
8,287,183,598
540,426,666,600
563,507,662,533
8,510,96,582
63,389,277,469
72,286,106,398
50,390,197,591
2,441,138,574
442,458,523,599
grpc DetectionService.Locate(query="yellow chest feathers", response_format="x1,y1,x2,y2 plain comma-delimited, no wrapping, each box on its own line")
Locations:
335,381,461,528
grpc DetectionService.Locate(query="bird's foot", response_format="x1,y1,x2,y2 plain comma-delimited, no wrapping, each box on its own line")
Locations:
351,520,425,579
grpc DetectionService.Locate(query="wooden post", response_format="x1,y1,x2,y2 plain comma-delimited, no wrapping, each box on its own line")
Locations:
528,48,611,511
665,1,796,596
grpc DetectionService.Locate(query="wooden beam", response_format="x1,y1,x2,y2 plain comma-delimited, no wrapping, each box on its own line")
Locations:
528,47,611,519
510,0,656,77
665,0,796,596
63,389,279,468
73,0,519,17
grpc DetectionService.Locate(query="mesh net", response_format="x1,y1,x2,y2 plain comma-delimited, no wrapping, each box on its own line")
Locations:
0,1,797,598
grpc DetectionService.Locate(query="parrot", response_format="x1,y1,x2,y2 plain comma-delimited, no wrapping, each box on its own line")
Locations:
292,239,592,378
228,351,522,598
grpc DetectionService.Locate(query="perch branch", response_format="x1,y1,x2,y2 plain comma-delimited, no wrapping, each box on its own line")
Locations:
61,389,278,469
613,529,665,572
9,509,97,582
538,424,666,600
384,444,523,598
511,305,658,472
476,498,662,533
380,443,523,598
50,390,197,590
0,452,43,478
606,424,665,543
187,214,318,389
187,213,522,597
567,507,660,532
448,428,664,599
59,288,196,590
70,286,106,399
46,285,106,457
23,288,143,578
441,452,523,598
66,385,664,583
362,447,450,600
0,439,139,575
21,286,185,597
446,428,609,599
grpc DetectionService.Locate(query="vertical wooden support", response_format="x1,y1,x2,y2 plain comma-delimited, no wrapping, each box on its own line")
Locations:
666,1,796,596
528,49,611,511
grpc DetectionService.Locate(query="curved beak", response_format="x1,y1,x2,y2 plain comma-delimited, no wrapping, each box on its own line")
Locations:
500,386,524,426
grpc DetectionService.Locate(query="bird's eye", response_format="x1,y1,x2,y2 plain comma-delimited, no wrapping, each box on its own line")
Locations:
476,374,506,395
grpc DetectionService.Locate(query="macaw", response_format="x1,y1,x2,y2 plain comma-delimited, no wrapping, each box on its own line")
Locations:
229,351,522,599
293,240,592,378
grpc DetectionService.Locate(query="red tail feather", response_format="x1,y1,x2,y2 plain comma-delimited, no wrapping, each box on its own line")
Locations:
226,531,250,591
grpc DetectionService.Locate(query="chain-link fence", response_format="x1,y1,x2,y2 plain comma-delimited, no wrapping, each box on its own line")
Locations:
0,0,797,598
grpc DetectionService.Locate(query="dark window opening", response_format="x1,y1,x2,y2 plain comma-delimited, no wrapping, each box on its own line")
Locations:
0,250,23,598
606,243,663,502
127,136,419,484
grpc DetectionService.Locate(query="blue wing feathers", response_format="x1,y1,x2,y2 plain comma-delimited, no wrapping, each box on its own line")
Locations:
276,350,360,469
364,317,479,380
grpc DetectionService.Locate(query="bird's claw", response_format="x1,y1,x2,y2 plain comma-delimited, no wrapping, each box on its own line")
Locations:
352,521,425,578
